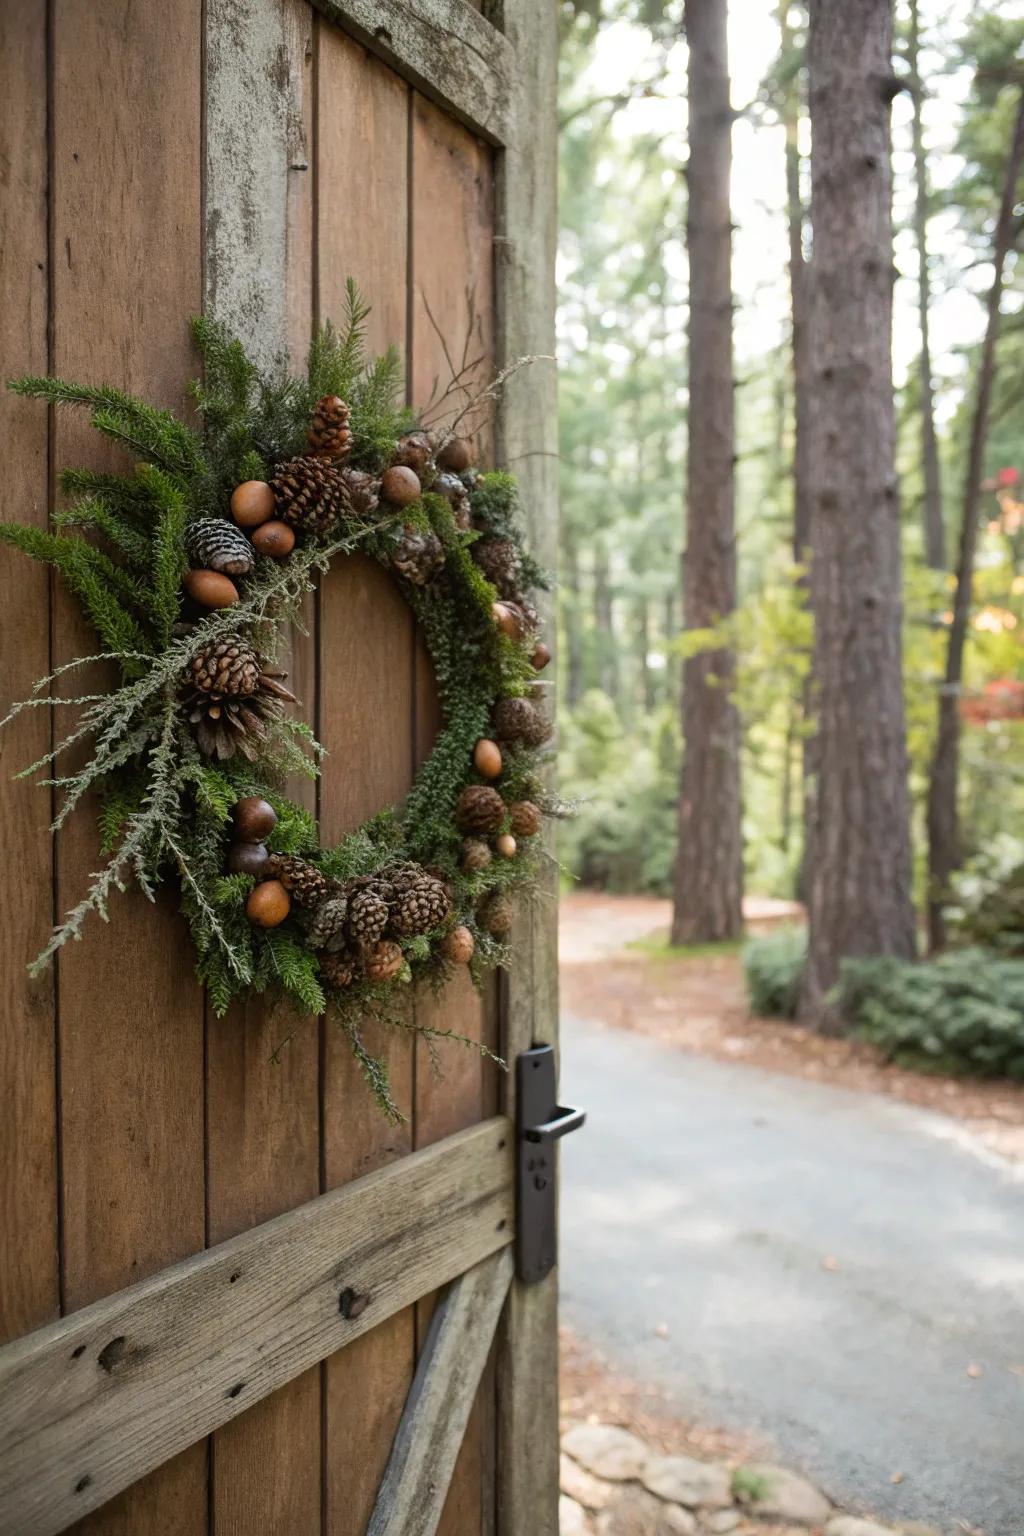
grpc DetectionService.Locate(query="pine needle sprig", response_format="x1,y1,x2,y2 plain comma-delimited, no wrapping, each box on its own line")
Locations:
8,376,204,480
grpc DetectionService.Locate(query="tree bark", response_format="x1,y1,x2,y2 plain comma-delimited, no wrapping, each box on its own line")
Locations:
671,0,743,946
779,0,813,566
908,0,945,571
800,0,917,1026
926,91,1024,953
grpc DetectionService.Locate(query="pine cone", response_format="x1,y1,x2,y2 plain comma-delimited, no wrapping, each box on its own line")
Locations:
480,891,514,937
460,837,492,874
186,518,256,577
455,784,506,836
392,528,445,586
185,686,287,762
433,472,471,530
509,800,542,838
338,467,381,518
307,395,352,461
347,886,390,947
266,854,329,908
189,634,261,697
472,537,520,597
393,431,434,475
493,696,552,748
304,894,349,952
364,940,403,983
389,871,450,937
319,949,357,989
270,455,353,538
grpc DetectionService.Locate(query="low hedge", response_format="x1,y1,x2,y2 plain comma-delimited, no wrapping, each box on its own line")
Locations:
742,928,805,1020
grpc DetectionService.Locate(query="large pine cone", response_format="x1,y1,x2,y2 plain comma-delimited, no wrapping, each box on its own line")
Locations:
472,537,519,597
508,800,542,839
304,893,349,952
266,855,329,908
455,784,505,836
186,518,255,577
270,455,353,538
186,686,285,762
307,395,352,461
189,634,261,697
388,869,450,937
319,949,357,989
392,528,445,587
493,696,552,748
346,886,390,947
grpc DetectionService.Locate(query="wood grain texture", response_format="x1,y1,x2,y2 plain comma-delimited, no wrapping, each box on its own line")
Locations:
49,3,207,1531
0,1118,513,1536
491,0,561,1530
310,0,512,145
0,1,59,1352
313,26,419,1535
203,6,320,1530
367,1249,513,1536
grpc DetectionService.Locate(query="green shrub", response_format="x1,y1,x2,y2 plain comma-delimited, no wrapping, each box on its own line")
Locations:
743,928,806,1019
946,834,1024,956
840,949,1024,1079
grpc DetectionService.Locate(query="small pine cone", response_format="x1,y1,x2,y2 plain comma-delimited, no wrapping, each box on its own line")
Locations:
186,518,256,577
392,527,445,586
319,949,356,989
266,854,329,908
455,784,506,836
433,472,471,530
189,634,261,697
270,455,353,538
347,886,390,947
493,696,552,748
460,837,492,874
480,891,514,938
307,395,352,460
364,940,404,983
393,430,434,475
390,873,450,938
338,466,381,518
304,894,349,953
472,537,520,598
509,800,542,839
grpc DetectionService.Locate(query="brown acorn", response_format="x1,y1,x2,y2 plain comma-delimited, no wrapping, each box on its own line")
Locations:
247,879,291,928
492,602,524,640
184,569,240,609
251,520,296,558
495,833,517,859
393,431,434,475
442,926,475,965
380,465,421,508
531,641,552,672
509,800,542,839
437,436,472,473
227,841,270,877
364,940,404,983
233,796,277,840
473,738,503,779
230,480,276,528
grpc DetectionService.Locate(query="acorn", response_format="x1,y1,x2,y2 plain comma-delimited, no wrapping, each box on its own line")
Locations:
442,926,475,965
495,833,517,859
394,431,434,475
184,569,240,609
492,602,523,640
531,641,552,672
251,520,296,559
437,436,472,473
246,879,291,928
231,480,276,528
233,796,278,841
380,465,421,508
473,739,503,779
364,940,404,983
227,841,270,877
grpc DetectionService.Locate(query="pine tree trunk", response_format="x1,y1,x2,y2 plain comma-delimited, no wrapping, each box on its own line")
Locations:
926,92,1024,953
672,0,743,946
800,0,917,1026
908,0,945,571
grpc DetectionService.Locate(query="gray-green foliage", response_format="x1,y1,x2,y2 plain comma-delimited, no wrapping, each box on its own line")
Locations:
742,928,806,1021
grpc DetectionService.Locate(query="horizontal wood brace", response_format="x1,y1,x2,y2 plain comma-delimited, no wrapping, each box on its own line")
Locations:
310,0,515,146
0,1116,513,1536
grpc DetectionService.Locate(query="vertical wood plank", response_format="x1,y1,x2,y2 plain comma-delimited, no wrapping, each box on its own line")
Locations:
492,1,561,1531
51,2,207,1532
203,8,321,1529
315,26,417,1536
410,92,498,1536
0,1,59,1351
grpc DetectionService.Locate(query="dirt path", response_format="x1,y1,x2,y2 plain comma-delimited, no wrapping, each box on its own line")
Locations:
559,891,1024,1163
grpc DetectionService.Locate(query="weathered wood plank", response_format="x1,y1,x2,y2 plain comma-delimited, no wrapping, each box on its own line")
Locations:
367,1249,513,1536
203,6,320,1531
492,0,561,1531
310,0,513,146
0,1117,513,1536
0,0,59,1353
50,4,208,1532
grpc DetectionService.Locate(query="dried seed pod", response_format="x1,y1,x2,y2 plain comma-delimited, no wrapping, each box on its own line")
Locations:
461,838,492,874
455,785,505,836
364,940,404,983
233,796,278,840
230,480,275,528
393,431,434,475
227,841,270,877
509,800,542,839
380,465,422,508
531,641,552,671
473,739,503,778
495,833,517,859
251,520,296,558
184,569,240,609
480,891,513,937
247,879,291,928
436,436,472,473
442,926,475,965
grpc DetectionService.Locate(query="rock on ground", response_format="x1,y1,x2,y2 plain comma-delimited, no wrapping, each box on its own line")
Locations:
562,1452,616,1512
563,1423,651,1482
735,1463,832,1525
596,1485,697,1536
561,1493,593,1535
642,1454,733,1509
826,1521,894,1536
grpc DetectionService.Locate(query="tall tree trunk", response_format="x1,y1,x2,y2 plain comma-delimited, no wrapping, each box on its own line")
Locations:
800,0,917,1026
908,0,945,571
926,92,1024,953
779,0,813,565
671,0,743,945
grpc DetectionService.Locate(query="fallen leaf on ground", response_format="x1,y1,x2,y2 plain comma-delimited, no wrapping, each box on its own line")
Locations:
821,1255,840,1272
966,1362,983,1378
890,1470,905,1484
654,1322,670,1339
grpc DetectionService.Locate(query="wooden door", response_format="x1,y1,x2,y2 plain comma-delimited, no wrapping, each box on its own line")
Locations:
0,2,559,1533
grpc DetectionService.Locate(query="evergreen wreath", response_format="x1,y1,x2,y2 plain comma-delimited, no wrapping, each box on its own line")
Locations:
1,283,556,1120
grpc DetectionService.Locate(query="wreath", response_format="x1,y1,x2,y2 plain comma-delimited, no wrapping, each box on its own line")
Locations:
1,284,555,1119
